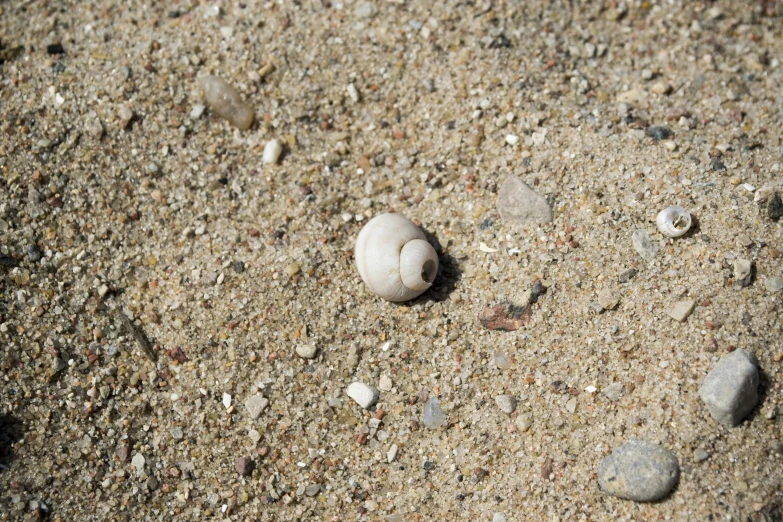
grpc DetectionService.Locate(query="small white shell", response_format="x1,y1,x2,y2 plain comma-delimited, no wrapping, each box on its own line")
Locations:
355,213,439,302
656,206,692,238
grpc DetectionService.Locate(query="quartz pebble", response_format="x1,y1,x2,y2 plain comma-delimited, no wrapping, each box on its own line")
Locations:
295,344,317,359
618,268,637,283
244,395,269,420
515,412,533,432
198,75,254,130
493,514,507,522
495,394,516,414
693,448,710,463
423,396,447,429
492,351,512,370
131,453,145,472
666,299,695,322
496,175,553,226
378,375,393,392
699,349,759,427
387,443,399,463
602,382,624,401
733,259,753,287
632,230,658,261
263,139,282,165
598,440,680,502
345,382,379,409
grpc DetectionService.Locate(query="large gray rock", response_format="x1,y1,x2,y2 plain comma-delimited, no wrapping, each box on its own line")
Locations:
598,440,680,502
699,349,759,427
496,176,553,226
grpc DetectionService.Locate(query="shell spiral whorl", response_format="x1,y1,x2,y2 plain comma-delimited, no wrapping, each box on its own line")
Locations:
355,213,439,302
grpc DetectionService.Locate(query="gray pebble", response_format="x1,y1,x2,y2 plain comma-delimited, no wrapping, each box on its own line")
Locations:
305,484,320,496
602,382,625,402
645,126,673,141
244,394,269,420
699,349,759,427
198,75,254,130
53,358,67,372
764,275,783,293
495,394,516,414
598,440,680,502
170,427,184,441
146,475,159,491
106,345,120,357
496,176,553,226
733,259,753,288
666,299,696,322
767,191,783,220
632,230,658,261
354,1,378,18
618,268,637,283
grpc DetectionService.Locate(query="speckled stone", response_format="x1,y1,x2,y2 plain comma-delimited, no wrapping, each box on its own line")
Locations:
598,440,680,502
699,349,759,427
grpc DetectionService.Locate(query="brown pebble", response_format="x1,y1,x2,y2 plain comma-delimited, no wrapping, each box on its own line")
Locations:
235,456,254,476
541,458,554,480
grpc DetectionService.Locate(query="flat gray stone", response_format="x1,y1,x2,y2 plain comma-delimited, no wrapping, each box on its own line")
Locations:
666,300,695,322
496,176,553,226
699,349,759,427
632,230,658,261
244,394,269,420
598,440,680,502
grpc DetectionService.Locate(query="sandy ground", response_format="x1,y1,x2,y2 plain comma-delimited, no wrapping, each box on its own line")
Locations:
1,0,782,520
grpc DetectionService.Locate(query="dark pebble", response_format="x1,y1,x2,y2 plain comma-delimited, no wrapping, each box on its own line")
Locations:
645,126,673,141
235,456,254,476
768,192,783,220
710,158,726,172
479,217,494,230
618,268,637,283
0,255,18,267
168,10,181,18
46,43,65,55
233,261,245,273
52,62,66,73
423,460,434,471
27,245,43,262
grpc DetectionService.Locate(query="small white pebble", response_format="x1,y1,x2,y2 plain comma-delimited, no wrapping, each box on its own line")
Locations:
190,104,206,119
263,139,282,165
585,385,597,393
347,83,360,103
505,134,520,146
222,393,232,409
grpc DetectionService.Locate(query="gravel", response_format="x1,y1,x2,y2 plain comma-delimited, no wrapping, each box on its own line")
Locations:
598,440,680,502
700,349,760,427
666,300,696,322
235,456,254,477
1,1,782,519
423,397,447,429
733,259,753,288
295,344,318,359
198,75,254,130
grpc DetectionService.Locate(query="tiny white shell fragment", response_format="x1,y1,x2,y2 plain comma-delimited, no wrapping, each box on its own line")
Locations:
585,385,597,393
505,134,520,146
479,242,498,253
263,139,282,164
656,205,692,238
222,393,232,409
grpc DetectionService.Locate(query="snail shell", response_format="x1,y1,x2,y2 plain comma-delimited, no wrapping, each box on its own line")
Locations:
355,213,439,302
656,206,692,238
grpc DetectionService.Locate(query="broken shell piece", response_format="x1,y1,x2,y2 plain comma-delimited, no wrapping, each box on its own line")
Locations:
656,206,692,238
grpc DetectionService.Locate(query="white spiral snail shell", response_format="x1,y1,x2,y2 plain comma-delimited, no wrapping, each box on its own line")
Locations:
656,205,692,238
355,213,439,302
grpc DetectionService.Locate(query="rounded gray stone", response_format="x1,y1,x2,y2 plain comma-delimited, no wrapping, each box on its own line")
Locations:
699,349,759,427
598,440,680,502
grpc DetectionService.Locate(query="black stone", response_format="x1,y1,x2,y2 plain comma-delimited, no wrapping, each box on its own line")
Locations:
710,158,726,172
27,245,43,262
768,192,783,220
233,261,245,273
645,126,673,141
46,43,65,55
423,461,434,471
